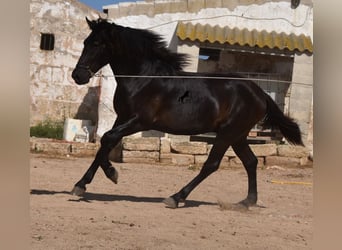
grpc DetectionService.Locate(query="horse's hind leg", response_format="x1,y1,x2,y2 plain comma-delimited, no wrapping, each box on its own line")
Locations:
163,137,230,208
232,138,258,207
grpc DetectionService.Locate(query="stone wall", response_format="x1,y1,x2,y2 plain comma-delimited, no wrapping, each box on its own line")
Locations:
104,0,313,18
30,0,101,126
121,137,311,168
30,137,312,168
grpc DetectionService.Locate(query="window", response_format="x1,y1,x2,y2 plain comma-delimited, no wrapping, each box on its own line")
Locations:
40,33,55,51
199,48,220,61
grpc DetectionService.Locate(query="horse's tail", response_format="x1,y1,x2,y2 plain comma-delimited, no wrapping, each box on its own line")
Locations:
262,94,304,146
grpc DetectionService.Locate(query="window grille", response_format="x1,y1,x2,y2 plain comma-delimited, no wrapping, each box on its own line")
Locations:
40,33,55,51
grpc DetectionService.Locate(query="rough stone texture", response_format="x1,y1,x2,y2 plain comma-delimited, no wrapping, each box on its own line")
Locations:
30,0,100,126
122,137,160,151
160,137,171,153
104,0,313,18
277,145,309,158
30,137,99,157
122,150,160,163
222,144,278,157
205,0,223,8
171,154,194,166
30,138,312,168
250,144,278,156
155,1,172,15
188,0,205,13
266,156,301,167
171,141,208,155
160,153,173,164
229,157,243,167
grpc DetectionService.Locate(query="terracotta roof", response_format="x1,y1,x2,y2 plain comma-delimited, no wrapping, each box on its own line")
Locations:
176,22,313,53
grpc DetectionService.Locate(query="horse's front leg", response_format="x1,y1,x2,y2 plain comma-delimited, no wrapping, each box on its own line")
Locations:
71,116,142,196
71,146,112,196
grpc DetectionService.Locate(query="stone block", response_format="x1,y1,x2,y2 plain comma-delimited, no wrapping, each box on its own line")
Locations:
160,153,173,164
277,145,309,158
134,1,154,16
228,157,243,168
265,156,300,167
250,144,277,156
170,1,188,13
220,156,230,168
222,0,239,10
122,150,159,163
118,2,135,17
108,6,119,17
171,154,194,166
205,0,223,8
194,155,208,165
69,142,99,157
160,137,171,153
188,0,205,13
122,137,160,151
155,1,171,14
171,141,207,155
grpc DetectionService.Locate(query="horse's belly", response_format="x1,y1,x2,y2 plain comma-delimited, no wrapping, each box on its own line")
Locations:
152,106,218,135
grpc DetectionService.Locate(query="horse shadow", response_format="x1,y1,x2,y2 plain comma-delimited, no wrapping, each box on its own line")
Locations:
30,189,217,208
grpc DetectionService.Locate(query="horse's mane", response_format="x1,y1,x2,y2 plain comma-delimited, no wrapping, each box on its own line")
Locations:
92,18,189,74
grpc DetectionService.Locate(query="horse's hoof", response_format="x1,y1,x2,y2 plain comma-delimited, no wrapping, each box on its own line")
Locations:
107,167,118,184
109,169,118,184
163,197,178,209
71,186,85,196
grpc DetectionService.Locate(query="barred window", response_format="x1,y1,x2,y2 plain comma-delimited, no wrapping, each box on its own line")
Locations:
40,33,55,51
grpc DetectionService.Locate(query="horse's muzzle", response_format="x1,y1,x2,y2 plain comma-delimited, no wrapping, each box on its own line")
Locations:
72,67,92,85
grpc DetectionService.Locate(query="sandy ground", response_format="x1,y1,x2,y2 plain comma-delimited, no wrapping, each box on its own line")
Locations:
30,153,313,249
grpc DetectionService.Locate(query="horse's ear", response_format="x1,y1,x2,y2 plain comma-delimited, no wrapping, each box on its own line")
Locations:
85,17,95,30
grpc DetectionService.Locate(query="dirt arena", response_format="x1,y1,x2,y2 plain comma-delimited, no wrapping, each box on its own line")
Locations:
30,153,313,249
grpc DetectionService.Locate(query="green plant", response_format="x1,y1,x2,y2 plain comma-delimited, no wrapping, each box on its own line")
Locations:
30,120,64,139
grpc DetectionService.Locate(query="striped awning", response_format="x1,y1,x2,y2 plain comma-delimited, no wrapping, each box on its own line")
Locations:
176,22,313,54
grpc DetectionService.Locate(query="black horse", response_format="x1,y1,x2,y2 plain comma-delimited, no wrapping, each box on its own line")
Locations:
71,18,303,209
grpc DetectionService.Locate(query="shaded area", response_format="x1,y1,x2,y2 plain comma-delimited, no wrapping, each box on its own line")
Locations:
74,86,100,125
30,189,217,208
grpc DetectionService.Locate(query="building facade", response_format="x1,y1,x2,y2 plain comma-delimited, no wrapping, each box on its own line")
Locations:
30,0,101,127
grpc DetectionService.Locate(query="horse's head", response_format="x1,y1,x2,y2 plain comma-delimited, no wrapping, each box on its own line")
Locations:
72,18,113,85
